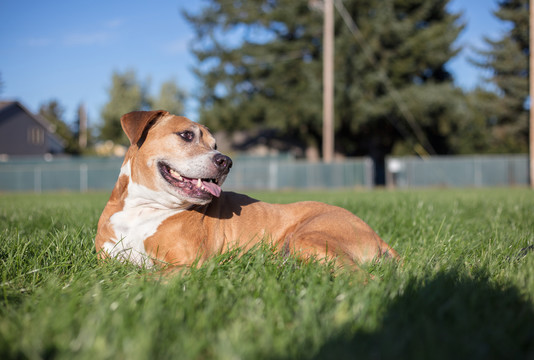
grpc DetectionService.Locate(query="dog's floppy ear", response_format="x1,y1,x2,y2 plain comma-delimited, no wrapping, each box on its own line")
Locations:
121,110,169,146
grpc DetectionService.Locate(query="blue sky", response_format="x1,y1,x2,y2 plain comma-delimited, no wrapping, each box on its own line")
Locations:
0,0,505,127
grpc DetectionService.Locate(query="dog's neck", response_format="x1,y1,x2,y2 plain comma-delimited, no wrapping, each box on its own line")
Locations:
119,159,193,211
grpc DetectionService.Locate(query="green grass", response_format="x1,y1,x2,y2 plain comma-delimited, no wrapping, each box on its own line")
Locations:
1,189,533,359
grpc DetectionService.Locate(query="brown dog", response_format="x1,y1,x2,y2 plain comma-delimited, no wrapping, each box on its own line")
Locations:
95,110,398,269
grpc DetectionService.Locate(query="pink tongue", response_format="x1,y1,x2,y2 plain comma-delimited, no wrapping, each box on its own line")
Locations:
200,180,222,197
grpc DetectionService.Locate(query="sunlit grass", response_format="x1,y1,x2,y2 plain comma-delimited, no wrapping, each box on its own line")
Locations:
1,189,533,359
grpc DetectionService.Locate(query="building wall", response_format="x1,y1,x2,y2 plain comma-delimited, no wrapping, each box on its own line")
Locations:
0,103,58,156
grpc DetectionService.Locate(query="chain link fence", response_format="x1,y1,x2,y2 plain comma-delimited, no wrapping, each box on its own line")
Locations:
0,156,374,192
0,154,529,192
386,154,529,188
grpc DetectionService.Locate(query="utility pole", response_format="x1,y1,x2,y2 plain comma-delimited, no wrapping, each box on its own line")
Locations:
78,103,88,150
322,0,334,163
530,1,534,189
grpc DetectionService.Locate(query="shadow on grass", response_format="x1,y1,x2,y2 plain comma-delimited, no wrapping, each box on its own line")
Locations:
315,270,534,360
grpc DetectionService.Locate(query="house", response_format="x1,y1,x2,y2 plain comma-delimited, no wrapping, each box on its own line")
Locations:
0,101,64,157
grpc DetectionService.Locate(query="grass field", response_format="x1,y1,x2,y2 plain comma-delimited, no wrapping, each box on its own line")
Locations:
1,188,533,359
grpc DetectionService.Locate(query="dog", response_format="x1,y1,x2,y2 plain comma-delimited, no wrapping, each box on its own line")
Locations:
95,110,398,270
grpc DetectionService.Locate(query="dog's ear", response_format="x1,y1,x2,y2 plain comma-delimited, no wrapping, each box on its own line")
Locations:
121,110,169,146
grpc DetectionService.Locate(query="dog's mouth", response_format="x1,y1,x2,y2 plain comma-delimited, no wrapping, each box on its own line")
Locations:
158,161,222,199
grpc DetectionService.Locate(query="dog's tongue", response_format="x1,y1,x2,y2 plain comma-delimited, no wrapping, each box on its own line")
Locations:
200,180,222,197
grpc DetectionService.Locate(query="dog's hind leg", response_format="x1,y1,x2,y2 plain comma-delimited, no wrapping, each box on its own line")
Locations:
282,230,361,270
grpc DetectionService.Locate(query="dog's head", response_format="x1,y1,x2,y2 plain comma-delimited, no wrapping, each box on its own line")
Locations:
120,110,232,206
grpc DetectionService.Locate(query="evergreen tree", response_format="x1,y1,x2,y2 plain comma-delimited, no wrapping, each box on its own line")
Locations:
100,70,151,145
470,0,529,153
39,100,80,154
152,79,187,116
185,0,465,176
185,0,324,155
333,0,465,177
100,71,188,145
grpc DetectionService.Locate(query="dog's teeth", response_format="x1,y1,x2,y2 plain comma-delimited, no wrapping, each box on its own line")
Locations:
196,179,202,188
170,169,183,181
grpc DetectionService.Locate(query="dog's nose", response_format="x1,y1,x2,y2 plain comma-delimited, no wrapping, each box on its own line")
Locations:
213,153,232,172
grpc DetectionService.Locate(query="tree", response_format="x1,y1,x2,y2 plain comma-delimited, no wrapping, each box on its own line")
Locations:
100,70,187,145
39,100,80,154
184,0,324,156
336,0,463,154
185,0,466,180
449,88,495,154
470,0,529,153
100,70,152,145
152,79,187,116
333,0,466,179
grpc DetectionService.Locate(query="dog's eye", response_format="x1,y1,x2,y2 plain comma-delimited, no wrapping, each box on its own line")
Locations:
178,131,194,142
214,144,218,151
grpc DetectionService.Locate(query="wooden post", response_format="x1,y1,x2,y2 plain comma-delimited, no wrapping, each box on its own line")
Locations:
530,1,534,188
78,103,88,150
323,0,334,163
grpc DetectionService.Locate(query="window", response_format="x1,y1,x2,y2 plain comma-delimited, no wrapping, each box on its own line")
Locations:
28,127,44,145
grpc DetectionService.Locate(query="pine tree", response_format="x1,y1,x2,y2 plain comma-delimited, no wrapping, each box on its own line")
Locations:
334,0,465,182
185,0,324,155
39,100,80,154
185,0,465,175
152,79,187,116
470,0,529,152
100,70,152,145
100,71,188,145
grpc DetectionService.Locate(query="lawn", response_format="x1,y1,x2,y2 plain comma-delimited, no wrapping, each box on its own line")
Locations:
0,189,533,359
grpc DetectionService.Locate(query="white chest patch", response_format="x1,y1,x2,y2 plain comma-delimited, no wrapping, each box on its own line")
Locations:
103,160,183,267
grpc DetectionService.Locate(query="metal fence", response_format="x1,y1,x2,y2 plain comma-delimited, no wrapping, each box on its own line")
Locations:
0,157,122,192
0,156,374,192
0,154,529,192
225,157,374,190
386,154,529,188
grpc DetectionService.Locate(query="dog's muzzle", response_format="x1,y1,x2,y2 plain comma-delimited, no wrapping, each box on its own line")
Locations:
157,153,233,201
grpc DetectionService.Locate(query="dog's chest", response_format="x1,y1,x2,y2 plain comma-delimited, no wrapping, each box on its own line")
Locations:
106,205,179,265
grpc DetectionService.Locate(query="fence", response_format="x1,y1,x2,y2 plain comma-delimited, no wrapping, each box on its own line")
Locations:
0,157,123,192
225,157,374,190
386,154,529,188
0,154,529,192
0,156,374,192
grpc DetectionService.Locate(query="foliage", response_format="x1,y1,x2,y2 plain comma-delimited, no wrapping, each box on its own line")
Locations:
184,0,466,166
333,0,465,158
39,100,81,154
99,70,188,145
99,70,152,145
469,0,529,153
0,189,533,359
152,79,187,116
185,0,324,153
